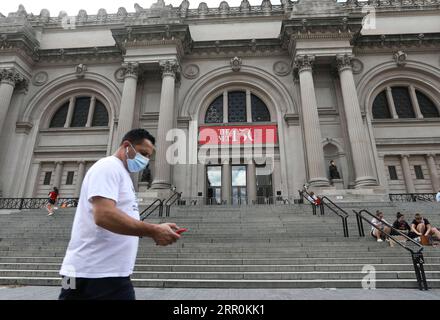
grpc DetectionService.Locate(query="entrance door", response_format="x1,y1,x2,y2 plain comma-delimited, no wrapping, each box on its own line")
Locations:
256,165,274,204
232,165,247,205
206,166,222,205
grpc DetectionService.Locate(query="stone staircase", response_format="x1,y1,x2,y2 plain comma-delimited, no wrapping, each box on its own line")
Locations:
0,202,439,289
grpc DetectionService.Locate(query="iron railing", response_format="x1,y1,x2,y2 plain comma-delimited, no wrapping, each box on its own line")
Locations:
353,209,428,291
320,196,350,238
389,193,436,202
164,192,182,217
140,199,164,221
0,198,79,210
176,196,291,206
298,190,324,216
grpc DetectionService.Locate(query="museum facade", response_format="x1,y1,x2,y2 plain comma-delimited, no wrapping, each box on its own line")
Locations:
0,0,439,203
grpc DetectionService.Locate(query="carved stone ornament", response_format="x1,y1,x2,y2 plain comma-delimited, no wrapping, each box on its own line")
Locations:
273,61,292,77
351,58,364,74
75,64,88,78
32,72,49,86
336,54,353,72
0,68,26,86
240,0,251,12
183,64,200,79
294,55,315,73
122,62,139,78
393,51,408,67
114,67,126,83
230,57,242,72
160,60,180,78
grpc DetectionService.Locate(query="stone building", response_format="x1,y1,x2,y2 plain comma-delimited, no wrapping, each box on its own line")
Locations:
0,0,439,203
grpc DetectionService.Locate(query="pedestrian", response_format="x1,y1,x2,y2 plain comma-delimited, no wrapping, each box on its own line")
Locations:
436,190,440,203
47,187,59,216
59,129,183,300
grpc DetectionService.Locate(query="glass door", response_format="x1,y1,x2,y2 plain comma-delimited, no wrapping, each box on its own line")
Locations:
256,166,274,204
232,165,247,205
206,166,222,205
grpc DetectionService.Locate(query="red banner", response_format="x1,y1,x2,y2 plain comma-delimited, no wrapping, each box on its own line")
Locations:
199,125,278,145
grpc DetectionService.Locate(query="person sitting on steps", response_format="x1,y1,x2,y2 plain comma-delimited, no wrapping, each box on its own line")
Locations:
371,211,391,243
411,213,440,243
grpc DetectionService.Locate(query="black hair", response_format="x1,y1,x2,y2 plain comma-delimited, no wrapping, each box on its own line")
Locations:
53,187,59,194
121,129,156,146
396,212,403,219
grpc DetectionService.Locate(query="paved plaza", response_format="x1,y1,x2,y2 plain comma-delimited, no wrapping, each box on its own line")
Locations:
1,286,440,300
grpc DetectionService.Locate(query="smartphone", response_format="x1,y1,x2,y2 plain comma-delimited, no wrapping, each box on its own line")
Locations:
176,228,188,235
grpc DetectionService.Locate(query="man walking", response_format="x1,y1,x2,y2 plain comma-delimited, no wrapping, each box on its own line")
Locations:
59,129,182,300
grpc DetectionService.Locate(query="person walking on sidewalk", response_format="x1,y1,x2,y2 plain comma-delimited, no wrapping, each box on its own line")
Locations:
59,129,182,300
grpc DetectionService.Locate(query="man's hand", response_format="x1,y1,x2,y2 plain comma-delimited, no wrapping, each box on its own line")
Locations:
152,223,181,246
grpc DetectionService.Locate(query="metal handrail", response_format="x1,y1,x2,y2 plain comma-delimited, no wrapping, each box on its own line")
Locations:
353,209,428,291
164,192,182,217
320,196,349,238
298,190,323,216
140,199,164,221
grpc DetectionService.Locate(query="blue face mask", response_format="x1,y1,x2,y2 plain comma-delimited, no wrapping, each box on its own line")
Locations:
126,144,150,173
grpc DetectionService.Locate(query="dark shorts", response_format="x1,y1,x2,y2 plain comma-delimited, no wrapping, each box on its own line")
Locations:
48,199,56,205
59,277,136,300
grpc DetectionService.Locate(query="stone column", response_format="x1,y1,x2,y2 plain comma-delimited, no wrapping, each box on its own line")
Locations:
409,85,423,119
337,54,377,188
85,96,96,127
115,63,139,145
426,154,440,192
64,97,75,128
152,60,179,189
295,55,329,187
74,161,87,197
247,160,257,205
385,87,399,119
0,68,26,135
221,160,232,204
400,154,415,194
53,161,64,189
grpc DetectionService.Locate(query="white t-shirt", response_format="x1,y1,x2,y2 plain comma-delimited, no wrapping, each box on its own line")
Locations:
436,192,440,202
60,156,140,278
371,217,389,232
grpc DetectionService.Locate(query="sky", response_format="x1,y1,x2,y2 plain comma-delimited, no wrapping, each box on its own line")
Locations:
1,0,286,17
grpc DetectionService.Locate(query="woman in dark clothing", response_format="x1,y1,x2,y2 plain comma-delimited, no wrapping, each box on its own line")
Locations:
391,212,418,239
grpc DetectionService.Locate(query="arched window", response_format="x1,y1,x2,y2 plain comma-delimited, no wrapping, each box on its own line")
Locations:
251,94,271,122
417,91,440,118
49,102,69,128
71,97,91,127
228,91,247,123
205,90,272,124
372,86,440,120
392,87,415,119
92,100,110,127
205,96,223,124
372,91,391,119
49,96,109,128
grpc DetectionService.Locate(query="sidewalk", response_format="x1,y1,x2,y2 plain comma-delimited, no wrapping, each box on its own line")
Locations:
1,287,440,300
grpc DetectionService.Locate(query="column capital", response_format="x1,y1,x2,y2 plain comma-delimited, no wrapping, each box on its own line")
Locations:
159,60,180,79
55,161,64,166
426,153,437,159
121,62,139,80
336,54,354,72
77,160,87,165
0,68,27,87
401,154,411,159
294,55,315,73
